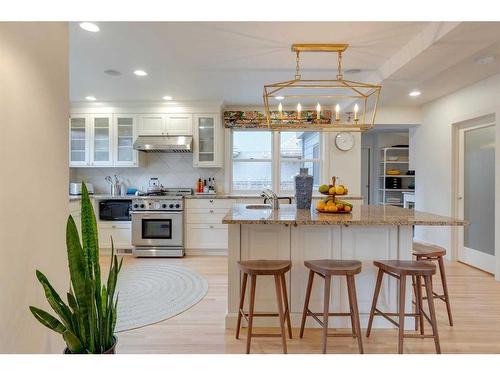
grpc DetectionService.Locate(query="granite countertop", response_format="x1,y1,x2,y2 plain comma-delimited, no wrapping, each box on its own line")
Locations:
222,204,468,226
185,194,364,200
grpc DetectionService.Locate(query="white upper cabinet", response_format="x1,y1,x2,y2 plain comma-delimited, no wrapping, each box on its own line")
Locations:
166,115,192,135
69,115,89,166
138,115,164,135
90,115,113,166
193,114,222,168
138,114,192,136
70,114,138,167
114,114,138,167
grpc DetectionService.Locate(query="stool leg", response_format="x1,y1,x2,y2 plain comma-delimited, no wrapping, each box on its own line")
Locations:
366,269,384,337
437,256,453,326
416,275,424,337
321,275,332,354
347,275,364,354
246,275,257,354
300,270,314,338
274,274,288,354
398,274,407,354
280,273,293,339
424,275,441,354
236,272,248,339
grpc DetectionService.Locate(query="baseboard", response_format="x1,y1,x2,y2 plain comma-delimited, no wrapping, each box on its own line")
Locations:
185,248,228,256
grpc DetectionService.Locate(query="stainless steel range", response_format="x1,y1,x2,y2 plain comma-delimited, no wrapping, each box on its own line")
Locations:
131,188,191,257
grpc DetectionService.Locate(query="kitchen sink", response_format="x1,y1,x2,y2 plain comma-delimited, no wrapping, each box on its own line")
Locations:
245,204,272,209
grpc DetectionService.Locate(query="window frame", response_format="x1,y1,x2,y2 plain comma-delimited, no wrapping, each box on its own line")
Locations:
229,129,326,195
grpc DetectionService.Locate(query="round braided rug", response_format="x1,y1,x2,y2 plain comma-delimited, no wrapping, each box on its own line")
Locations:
115,259,208,332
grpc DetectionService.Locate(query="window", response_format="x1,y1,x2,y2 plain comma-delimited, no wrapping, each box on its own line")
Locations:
280,132,321,191
232,131,272,191
231,130,323,193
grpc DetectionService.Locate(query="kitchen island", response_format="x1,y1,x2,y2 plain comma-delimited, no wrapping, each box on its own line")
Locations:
222,204,466,329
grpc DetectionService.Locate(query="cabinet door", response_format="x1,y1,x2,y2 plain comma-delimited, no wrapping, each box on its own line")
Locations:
138,115,165,135
166,114,192,135
90,115,113,166
114,115,138,167
69,115,89,166
193,114,221,167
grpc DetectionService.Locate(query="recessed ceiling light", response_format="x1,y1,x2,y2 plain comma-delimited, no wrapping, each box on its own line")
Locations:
275,96,285,100
104,69,121,76
79,22,100,32
162,96,173,101
409,90,421,97
134,70,148,76
85,96,96,101
475,55,495,65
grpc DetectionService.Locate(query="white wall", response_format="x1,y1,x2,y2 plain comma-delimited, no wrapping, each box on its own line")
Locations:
0,23,69,352
411,73,500,280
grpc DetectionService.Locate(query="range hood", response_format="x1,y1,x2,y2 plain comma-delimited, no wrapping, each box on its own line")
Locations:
133,135,192,153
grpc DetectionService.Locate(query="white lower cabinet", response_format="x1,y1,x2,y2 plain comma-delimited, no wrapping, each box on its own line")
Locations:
185,199,236,252
98,223,132,250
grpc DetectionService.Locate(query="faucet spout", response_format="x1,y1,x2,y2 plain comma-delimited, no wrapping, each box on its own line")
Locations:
261,189,280,210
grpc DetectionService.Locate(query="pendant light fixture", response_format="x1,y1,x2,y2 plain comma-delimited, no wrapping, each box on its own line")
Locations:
263,44,381,131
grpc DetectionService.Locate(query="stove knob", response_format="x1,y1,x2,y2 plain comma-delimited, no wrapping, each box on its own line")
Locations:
133,203,139,209
169,204,174,209
154,202,161,209
140,204,145,208
175,203,180,209
162,204,167,208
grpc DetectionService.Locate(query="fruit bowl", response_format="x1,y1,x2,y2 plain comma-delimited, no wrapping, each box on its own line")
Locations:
316,208,351,214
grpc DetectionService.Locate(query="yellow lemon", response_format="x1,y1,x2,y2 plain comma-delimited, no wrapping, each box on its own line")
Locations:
317,201,326,211
328,186,336,195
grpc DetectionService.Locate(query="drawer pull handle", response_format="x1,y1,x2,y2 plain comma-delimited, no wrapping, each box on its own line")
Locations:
209,210,214,213
209,225,214,229
112,226,116,229
209,199,214,203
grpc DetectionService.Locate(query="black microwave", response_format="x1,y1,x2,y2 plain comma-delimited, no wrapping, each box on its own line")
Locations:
99,199,132,221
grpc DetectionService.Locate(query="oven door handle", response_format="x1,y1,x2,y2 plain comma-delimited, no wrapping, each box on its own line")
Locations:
131,211,183,215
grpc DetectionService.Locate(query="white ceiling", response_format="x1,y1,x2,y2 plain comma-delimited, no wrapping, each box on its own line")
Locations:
70,22,500,106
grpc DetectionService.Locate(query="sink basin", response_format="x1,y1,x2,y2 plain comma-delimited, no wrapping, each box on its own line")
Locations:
245,204,272,209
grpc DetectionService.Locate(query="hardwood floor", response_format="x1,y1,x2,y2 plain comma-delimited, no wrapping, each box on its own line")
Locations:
106,255,500,354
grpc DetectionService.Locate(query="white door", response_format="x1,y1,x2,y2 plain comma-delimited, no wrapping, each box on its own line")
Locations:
90,115,113,166
138,115,165,135
361,146,371,204
166,115,192,135
458,123,495,273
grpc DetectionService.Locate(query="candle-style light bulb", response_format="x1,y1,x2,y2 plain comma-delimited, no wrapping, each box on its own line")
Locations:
354,103,359,121
335,104,340,121
278,102,283,119
297,103,302,120
316,103,321,120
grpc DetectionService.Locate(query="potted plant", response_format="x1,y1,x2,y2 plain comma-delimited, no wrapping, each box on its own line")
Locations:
29,183,122,354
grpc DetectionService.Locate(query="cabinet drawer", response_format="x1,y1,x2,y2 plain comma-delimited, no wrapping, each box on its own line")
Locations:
185,224,228,249
98,223,131,249
185,199,235,210
186,208,228,224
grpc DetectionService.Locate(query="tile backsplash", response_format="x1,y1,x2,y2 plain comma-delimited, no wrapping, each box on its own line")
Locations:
71,153,225,194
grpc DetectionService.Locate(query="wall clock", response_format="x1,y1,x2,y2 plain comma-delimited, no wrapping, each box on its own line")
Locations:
335,132,355,151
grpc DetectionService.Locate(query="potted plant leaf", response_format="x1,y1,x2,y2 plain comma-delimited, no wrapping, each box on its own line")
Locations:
29,183,122,353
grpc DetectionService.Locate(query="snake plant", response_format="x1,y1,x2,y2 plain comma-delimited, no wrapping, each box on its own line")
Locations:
29,183,122,353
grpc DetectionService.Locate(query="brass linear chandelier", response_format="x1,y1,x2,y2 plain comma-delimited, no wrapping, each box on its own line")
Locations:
263,44,381,131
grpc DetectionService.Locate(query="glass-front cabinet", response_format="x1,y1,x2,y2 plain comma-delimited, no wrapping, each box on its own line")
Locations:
91,115,112,166
193,114,222,168
69,114,138,167
69,116,89,166
114,115,138,166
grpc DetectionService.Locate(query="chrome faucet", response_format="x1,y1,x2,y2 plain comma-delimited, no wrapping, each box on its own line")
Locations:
261,189,280,210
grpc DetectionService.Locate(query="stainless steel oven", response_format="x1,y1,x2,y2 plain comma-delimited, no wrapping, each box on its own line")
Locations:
131,195,185,257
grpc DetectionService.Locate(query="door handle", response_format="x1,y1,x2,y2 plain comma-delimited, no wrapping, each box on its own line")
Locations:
457,196,463,200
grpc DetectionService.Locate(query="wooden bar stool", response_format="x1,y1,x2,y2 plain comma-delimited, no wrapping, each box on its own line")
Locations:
366,260,441,354
235,260,292,354
299,260,364,354
412,241,453,326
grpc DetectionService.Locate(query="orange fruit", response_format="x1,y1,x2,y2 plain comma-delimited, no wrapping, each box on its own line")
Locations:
344,205,352,213
330,205,338,212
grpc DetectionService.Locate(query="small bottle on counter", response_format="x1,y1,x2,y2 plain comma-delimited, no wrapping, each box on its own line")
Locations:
203,179,208,193
196,178,203,193
211,177,216,193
